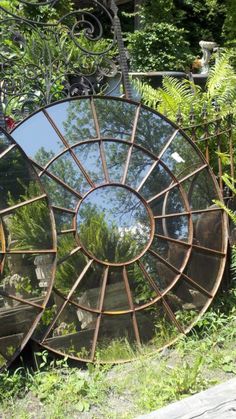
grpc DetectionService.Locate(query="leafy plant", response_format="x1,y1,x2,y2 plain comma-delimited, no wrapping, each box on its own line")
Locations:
127,22,193,72
134,51,236,123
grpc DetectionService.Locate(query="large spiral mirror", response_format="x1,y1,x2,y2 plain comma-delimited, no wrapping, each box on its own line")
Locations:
0,127,56,371
11,96,228,363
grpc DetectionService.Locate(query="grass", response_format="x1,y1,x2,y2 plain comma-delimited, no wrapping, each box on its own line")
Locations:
1,283,236,418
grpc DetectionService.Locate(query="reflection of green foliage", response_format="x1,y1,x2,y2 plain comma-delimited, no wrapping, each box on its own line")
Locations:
62,100,97,144
0,148,40,209
7,183,53,250
41,304,57,327
15,276,32,295
59,322,77,336
127,263,156,305
6,346,15,358
79,207,140,263
35,147,80,209
55,234,87,293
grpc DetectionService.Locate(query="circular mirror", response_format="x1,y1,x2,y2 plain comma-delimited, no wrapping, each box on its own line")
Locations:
11,96,228,363
77,185,153,264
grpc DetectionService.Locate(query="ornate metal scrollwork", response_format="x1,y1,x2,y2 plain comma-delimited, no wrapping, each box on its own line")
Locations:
0,0,129,125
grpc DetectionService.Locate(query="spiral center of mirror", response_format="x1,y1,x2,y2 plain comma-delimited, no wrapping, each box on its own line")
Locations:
76,185,152,264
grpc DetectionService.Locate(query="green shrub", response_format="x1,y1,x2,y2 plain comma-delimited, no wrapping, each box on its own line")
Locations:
127,22,193,72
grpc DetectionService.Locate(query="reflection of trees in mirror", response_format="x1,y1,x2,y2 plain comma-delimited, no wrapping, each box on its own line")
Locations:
77,188,151,263
35,147,81,208
0,148,42,210
127,263,156,305
56,247,88,295
79,207,141,263
6,183,53,250
61,101,97,144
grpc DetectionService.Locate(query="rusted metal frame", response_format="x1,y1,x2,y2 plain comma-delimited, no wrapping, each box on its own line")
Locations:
203,119,210,163
99,140,110,184
0,194,47,216
57,245,82,266
192,243,226,256
0,249,56,254
42,109,95,188
136,160,158,192
122,104,141,184
148,247,186,277
65,294,161,315
148,248,213,299
154,233,226,256
90,97,101,138
148,247,188,280
34,136,159,176
90,97,110,184
123,266,141,346
228,114,235,182
67,259,94,301
58,228,76,235
154,233,191,247
91,266,109,360
0,289,43,309
158,129,180,160
0,144,16,159
0,221,6,254
181,272,213,298
1,309,45,373
137,260,185,334
52,205,76,215
147,163,208,204
135,129,179,192
215,117,223,192
41,259,94,343
184,116,227,130
154,207,223,219
31,159,83,199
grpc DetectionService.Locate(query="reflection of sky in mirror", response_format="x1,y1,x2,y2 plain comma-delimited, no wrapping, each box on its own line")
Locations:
73,142,104,185
135,109,176,156
12,112,65,162
78,186,150,232
46,100,97,144
94,99,137,140
161,134,202,178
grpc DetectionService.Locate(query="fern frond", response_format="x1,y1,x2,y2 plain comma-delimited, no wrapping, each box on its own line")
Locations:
214,199,236,225
207,52,236,99
132,79,159,109
161,76,194,103
222,173,236,196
